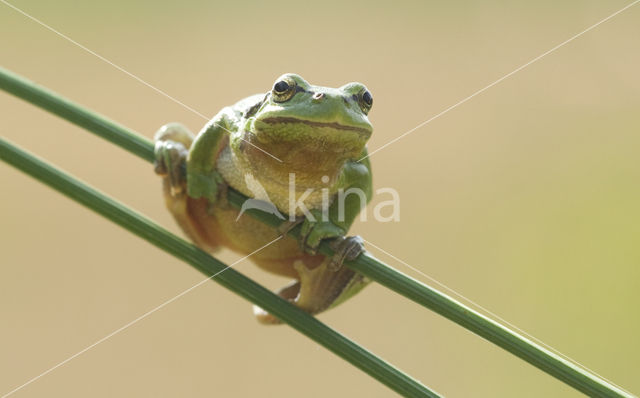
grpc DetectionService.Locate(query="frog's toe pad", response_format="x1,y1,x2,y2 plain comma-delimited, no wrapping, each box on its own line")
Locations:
253,280,301,325
253,306,281,325
328,235,365,271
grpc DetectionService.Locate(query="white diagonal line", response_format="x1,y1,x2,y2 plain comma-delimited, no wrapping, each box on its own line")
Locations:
360,0,640,162
362,238,637,397
1,235,283,398
0,0,283,163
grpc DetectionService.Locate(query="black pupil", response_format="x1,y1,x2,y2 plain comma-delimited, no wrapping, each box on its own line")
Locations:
274,81,290,93
363,91,373,106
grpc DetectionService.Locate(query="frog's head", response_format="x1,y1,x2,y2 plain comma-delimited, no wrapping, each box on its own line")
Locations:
249,73,373,160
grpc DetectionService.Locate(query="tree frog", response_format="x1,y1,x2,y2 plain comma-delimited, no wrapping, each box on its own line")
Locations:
154,73,374,324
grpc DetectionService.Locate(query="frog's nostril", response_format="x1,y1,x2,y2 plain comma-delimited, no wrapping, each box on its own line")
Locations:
312,92,324,101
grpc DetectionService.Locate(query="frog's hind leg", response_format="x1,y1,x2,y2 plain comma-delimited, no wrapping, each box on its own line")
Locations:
253,257,370,324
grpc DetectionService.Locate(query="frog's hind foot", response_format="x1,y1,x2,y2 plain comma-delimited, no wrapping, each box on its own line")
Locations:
253,258,369,325
154,123,194,197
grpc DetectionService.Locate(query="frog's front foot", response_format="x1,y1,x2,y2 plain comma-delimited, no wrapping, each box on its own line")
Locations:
300,210,344,255
154,140,188,196
154,123,194,197
299,210,364,271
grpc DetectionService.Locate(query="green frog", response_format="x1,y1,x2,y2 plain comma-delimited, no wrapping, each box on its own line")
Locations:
154,73,374,324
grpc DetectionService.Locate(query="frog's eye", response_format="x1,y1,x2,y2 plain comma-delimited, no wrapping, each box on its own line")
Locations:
272,77,297,102
357,88,373,114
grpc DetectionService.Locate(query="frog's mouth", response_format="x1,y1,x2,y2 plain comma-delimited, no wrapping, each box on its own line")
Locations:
258,117,371,137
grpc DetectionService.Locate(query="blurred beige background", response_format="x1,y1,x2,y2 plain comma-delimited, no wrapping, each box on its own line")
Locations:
1,1,639,397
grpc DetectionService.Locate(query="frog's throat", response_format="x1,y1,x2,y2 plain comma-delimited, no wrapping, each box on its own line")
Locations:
216,145,337,215
235,128,357,182
259,117,371,136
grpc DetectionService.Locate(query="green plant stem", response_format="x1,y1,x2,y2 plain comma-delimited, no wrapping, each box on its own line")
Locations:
0,66,633,398
0,138,440,398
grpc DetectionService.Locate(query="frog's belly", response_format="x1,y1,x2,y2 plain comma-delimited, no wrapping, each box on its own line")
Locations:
184,196,325,278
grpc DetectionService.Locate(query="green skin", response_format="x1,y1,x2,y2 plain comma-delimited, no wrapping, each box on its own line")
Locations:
154,74,374,323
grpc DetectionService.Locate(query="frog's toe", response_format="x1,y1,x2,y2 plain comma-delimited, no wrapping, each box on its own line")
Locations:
328,235,365,271
299,217,344,256
154,122,194,146
154,140,188,196
253,308,280,324
299,221,320,254
154,123,194,196
299,216,314,245
253,280,300,325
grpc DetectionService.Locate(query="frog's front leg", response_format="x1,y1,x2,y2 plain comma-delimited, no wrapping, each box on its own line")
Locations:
299,151,372,270
300,210,366,271
186,113,231,206
154,123,217,251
